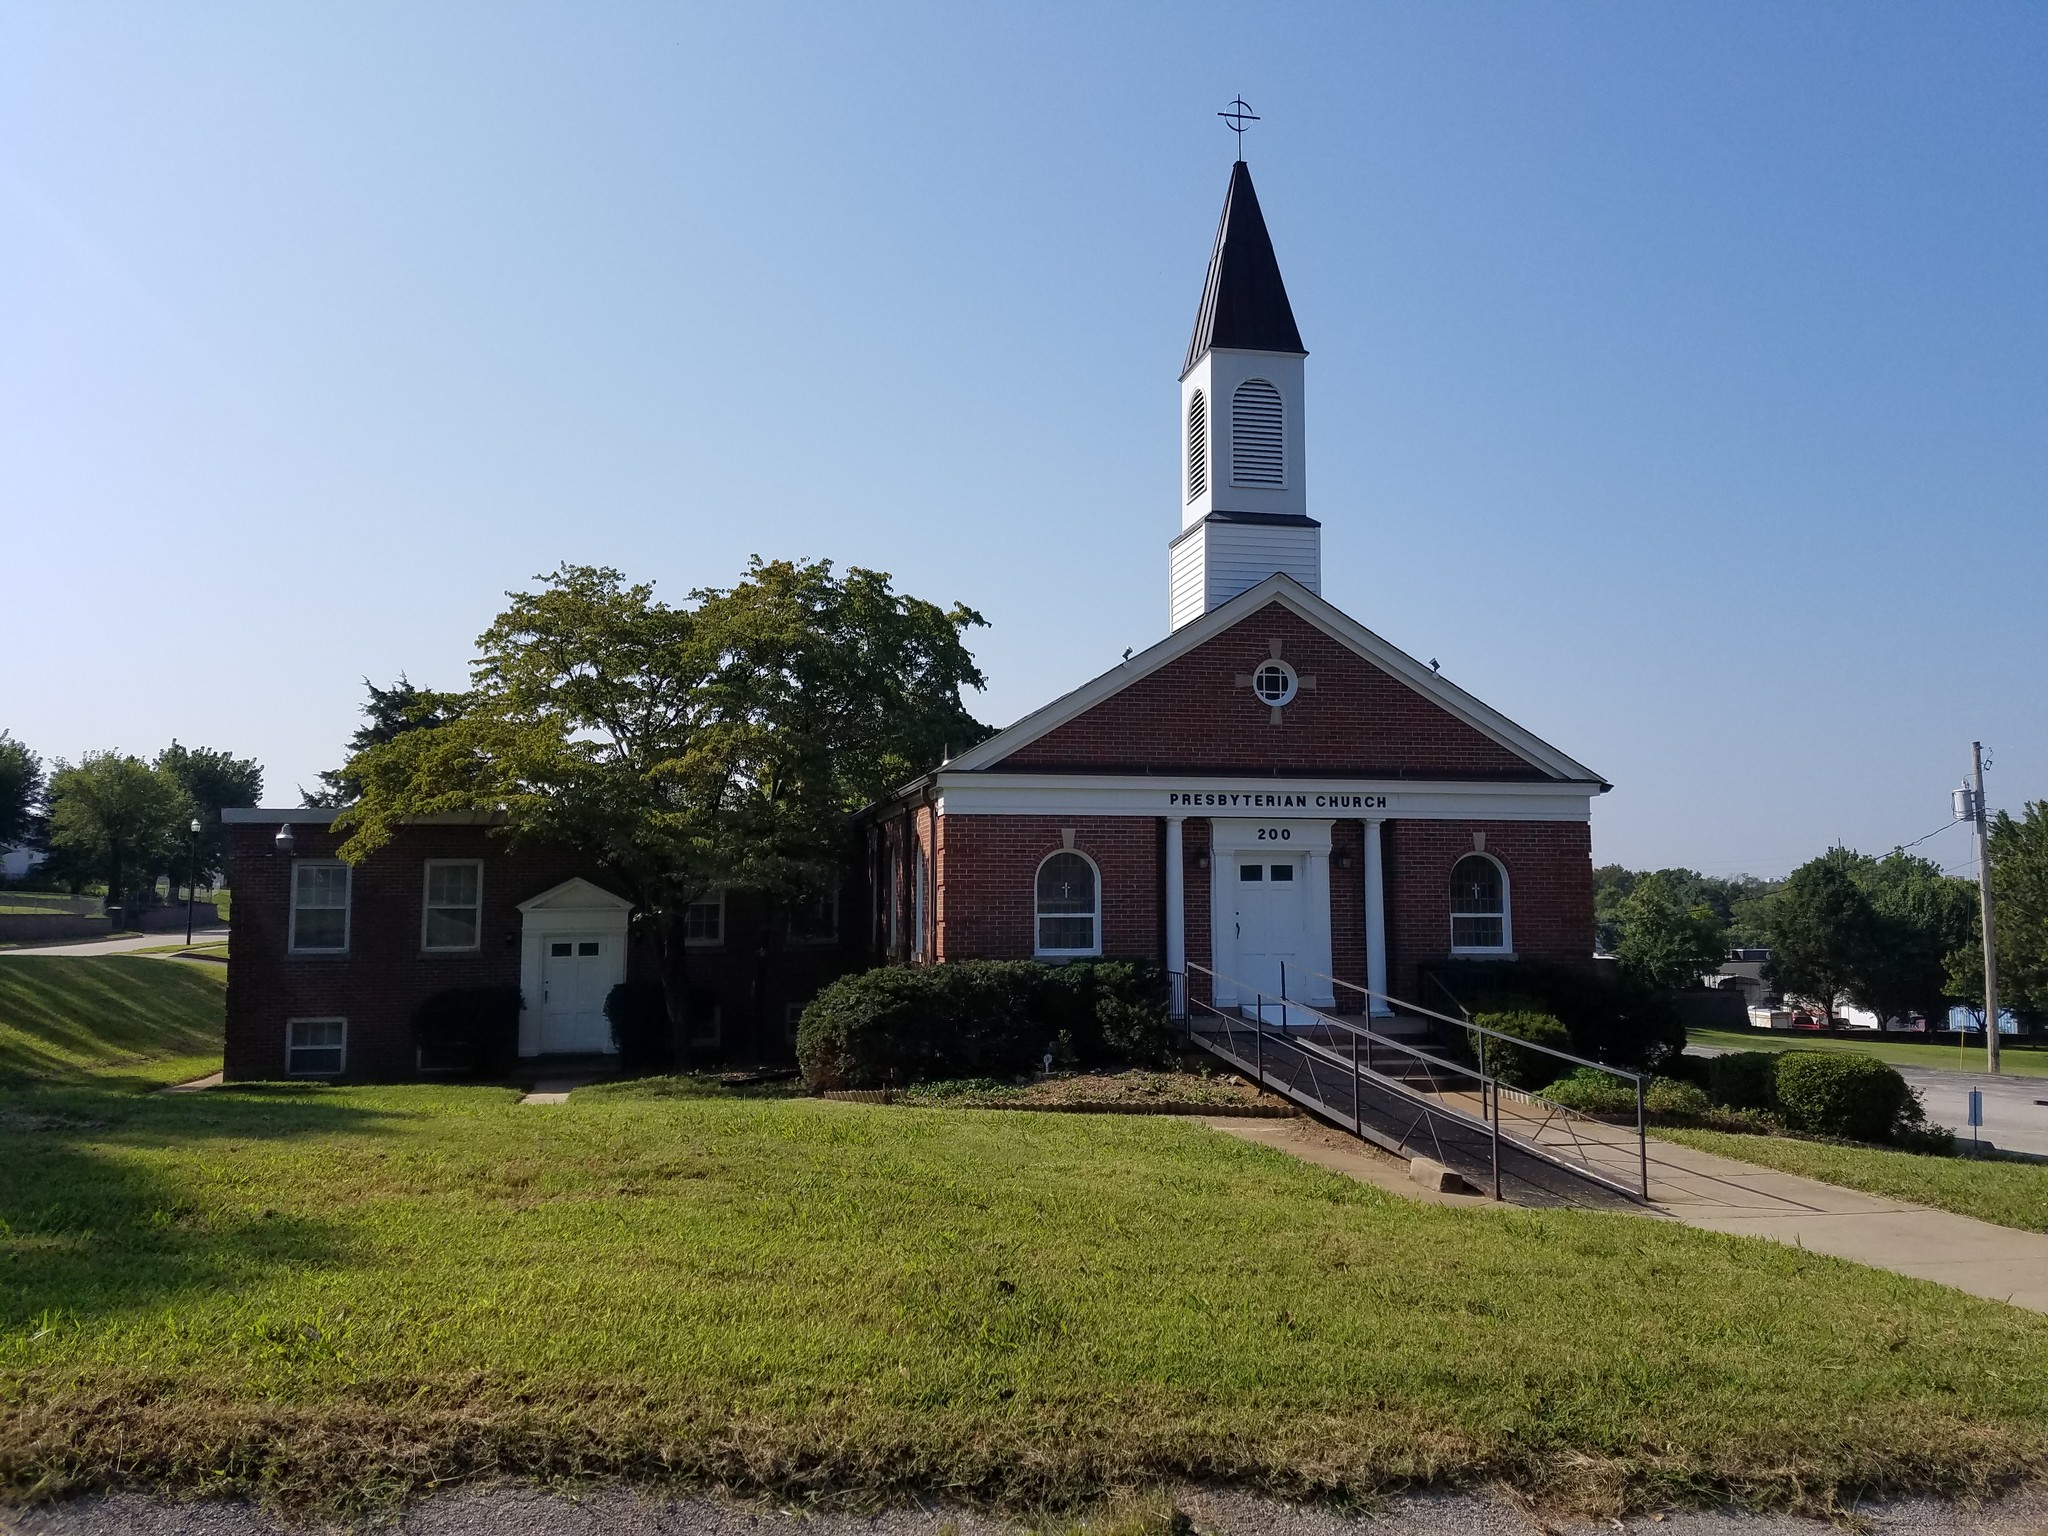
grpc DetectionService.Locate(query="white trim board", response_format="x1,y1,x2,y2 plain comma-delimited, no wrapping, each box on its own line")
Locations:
943,573,1604,786
934,773,1595,822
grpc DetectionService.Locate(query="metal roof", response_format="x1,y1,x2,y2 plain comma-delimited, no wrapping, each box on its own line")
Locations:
1184,160,1306,376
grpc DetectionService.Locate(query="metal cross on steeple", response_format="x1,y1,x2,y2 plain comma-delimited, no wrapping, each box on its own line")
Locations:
1217,97,1259,158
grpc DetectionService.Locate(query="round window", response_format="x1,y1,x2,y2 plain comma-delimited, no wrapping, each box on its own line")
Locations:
1252,660,1298,706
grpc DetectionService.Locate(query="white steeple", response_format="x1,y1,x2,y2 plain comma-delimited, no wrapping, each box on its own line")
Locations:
1168,159,1318,631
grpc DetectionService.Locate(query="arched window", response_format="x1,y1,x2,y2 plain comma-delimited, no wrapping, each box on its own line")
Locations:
1186,390,1208,503
1231,378,1284,486
1035,850,1100,957
1450,854,1510,954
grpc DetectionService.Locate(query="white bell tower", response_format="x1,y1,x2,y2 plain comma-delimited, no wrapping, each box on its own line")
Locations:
1168,159,1318,630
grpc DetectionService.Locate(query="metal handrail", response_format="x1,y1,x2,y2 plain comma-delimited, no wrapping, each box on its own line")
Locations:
1177,961,1649,1202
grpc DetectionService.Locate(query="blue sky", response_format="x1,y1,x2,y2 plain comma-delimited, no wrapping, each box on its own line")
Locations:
3,2,2042,878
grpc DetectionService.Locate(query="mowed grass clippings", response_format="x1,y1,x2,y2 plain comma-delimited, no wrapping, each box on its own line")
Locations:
4,1088,2048,1519
0,956,224,1090
1659,1127,2048,1235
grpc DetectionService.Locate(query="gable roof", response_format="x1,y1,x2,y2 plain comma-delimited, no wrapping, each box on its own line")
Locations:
945,573,1606,785
1184,160,1306,377
517,877,634,914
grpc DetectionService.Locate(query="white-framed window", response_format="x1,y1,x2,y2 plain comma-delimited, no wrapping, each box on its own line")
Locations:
286,1017,346,1076
1450,854,1511,954
1251,659,1298,706
1231,377,1284,486
910,838,928,962
683,891,724,947
787,886,839,945
1035,850,1100,958
691,1002,722,1051
421,859,483,951
289,861,351,953
1186,389,1208,502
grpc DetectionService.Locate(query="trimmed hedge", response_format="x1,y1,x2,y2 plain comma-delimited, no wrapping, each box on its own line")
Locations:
1706,1050,1779,1112
1427,959,1685,1072
796,960,1172,1090
1773,1051,1922,1143
1473,1010,1571,1090
1539,1066,1637,1117
411,986,522,1078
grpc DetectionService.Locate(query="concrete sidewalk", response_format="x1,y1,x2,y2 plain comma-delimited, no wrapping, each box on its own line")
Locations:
0,928,228,957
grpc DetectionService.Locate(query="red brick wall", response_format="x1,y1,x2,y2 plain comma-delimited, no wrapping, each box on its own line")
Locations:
1383,819,1594,1001
225,822,857,1081
936,814,1161,963
998,604,1545,779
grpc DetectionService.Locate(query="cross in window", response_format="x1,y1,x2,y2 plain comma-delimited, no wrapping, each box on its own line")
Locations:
1234,640,1316,725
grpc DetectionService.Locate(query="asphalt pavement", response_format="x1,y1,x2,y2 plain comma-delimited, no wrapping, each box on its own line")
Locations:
0,928,228,957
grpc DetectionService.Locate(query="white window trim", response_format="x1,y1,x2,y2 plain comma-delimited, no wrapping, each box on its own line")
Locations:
288,860,351,954
1033,849,1102,960
286,1016,347,1077
420,858,484,952
1251,658,1298,707
787,887,840,946
684,888,725,948
911,840,929,962
1449,852,1514,956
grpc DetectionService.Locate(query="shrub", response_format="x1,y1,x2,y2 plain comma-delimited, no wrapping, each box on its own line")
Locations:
796,960,1172,1090
1644,1076,1713,1120
1473,1010,1572,1089
1539,1066,1637,1117
1773,1051,1922,1143
604,982,673,1072
1706,1050,1779,1111
411,986,522,1078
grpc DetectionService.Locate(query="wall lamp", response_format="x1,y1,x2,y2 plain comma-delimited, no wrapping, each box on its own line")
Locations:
273,823,295,857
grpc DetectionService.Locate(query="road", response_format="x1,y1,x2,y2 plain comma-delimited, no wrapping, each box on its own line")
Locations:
1687,1044,2048,1157
0,928,227,957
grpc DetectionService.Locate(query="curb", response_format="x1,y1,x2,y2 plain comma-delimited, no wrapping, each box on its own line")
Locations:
817,1092,1298,1118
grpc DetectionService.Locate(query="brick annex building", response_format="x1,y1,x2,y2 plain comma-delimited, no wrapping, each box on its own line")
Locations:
221,158,1604,1081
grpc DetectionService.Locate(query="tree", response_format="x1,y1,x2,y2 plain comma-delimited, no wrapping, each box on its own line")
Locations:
303,676,462,807
0,731,45,853
1855,849,1979,1026
156,742,264,887
336,559,988,1065
1954,802,2048,1025
1762,849,1883,1019
1613,871,1728,990
46,754,194,912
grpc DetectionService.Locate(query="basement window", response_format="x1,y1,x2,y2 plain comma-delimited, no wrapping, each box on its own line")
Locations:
287,1017,346,1076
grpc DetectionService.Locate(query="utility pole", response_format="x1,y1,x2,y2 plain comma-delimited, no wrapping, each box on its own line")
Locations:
1971,742,2000,1075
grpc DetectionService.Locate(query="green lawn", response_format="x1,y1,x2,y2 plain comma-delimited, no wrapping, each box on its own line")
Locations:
1689,1028,2048,1079
1658,1127,2048,1234
4,1083,2048,1518
0,956,225,1090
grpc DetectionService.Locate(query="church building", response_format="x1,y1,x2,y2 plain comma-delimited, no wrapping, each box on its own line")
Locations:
860,159,1606,1013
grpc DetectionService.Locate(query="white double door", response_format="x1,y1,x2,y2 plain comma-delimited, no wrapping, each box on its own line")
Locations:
539,934,616,1054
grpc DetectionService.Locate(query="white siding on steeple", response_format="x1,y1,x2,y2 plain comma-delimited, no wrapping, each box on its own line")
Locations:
1178,349,1306,528
1168,518,1320,631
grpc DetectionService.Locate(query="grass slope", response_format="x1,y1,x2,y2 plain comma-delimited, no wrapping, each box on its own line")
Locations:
0,956,225,1090
4,1086,2048,1518
1659,1127,2048,1234
1689,1028,2048,1079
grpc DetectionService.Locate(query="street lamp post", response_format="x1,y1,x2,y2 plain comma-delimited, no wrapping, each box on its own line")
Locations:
185,817,202,945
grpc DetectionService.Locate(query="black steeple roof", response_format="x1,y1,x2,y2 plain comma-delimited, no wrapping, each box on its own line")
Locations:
1183,160,1305,376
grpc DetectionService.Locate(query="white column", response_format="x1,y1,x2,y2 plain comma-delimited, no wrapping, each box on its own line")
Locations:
1164,816,1186,985
1304,846,1334,1006
1363,817,1391,1016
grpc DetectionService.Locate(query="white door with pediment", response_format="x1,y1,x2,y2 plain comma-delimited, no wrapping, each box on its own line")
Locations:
1208,819,1335,1010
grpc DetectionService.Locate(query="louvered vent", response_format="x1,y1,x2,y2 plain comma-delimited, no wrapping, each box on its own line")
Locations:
1186,390,1208,503
1231,378,1284,486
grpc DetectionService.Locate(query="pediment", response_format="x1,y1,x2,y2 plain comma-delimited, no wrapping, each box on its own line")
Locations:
947,574,1601,785
517,877,635,914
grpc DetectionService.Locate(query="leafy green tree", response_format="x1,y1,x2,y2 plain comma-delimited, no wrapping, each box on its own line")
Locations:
46,754,194,912
1948,803,2048,1025
302,676,461,807
156,741,263,887
1613,871,1728,989
1856,849,1979,1026
1762,849,1884,1019
0,731,45,853
337,559,987,1065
